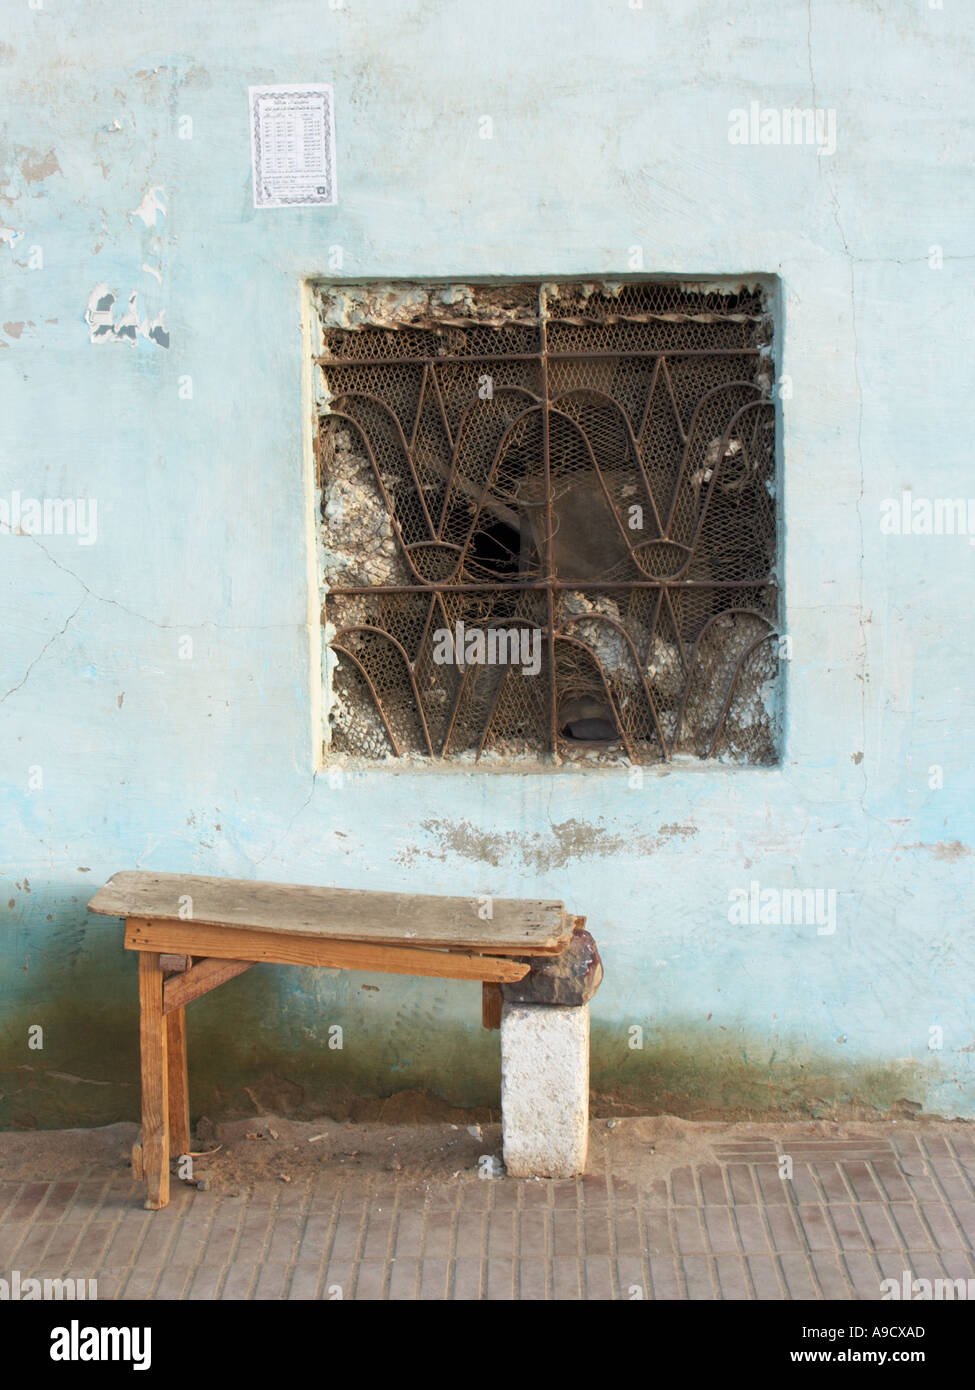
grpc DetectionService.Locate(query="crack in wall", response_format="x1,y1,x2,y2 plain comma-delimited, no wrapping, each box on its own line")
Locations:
1,595,87,704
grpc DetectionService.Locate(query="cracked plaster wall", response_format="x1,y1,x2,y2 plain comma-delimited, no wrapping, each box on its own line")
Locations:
1,1,974,1125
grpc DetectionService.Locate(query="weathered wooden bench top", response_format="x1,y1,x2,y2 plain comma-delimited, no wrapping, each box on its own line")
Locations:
88,870,571,955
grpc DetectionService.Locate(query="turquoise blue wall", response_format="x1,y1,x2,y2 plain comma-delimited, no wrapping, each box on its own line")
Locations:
2,0,973,1128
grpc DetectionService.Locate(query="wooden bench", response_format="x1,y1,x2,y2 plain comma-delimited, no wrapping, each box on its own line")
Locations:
88,870,587,1210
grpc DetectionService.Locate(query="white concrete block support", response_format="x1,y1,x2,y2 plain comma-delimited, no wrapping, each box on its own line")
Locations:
500,1002,590,1179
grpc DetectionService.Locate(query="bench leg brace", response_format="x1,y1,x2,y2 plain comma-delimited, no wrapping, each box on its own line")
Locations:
500,1001,590,1179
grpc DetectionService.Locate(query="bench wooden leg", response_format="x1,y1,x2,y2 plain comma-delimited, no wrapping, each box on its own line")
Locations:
482,981,503,1030
166,1007,191,1159
138,951,170,1210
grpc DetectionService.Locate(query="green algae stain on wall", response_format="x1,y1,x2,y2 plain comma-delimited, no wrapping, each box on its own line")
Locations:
1,982,940,1131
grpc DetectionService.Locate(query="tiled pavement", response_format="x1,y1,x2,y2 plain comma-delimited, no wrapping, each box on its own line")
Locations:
2,1124,975,1300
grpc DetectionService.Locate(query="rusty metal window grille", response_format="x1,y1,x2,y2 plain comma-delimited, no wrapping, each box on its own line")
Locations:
314,280,779,766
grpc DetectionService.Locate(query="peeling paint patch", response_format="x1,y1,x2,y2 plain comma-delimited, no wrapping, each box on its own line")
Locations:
3,321,25,339
0,226,24,249
19,149,61,184
142,262,162,283
905,841,973,862
108,291,137,343
84,284,169,348
144,312,169,349
85,283,116,340
129,186,166,227
112,295,141,343
659,823,698,841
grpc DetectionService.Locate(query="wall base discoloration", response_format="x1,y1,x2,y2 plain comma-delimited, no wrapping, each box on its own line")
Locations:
0,994,948,1132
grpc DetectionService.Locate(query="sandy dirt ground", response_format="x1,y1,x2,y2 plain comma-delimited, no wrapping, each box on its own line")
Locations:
2,1113,971,1194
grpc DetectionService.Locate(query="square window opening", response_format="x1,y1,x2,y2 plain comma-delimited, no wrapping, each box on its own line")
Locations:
312,278,780,767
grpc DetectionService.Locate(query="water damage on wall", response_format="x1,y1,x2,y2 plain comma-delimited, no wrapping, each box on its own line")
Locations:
1,992,942,1130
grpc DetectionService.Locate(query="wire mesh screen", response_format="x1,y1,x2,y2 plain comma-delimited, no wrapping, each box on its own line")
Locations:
315,280,779,765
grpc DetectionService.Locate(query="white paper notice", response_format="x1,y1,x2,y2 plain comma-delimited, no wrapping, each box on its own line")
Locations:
249,84,337,209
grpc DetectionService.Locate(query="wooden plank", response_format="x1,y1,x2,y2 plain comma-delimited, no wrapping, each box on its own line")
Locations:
90,871,569,954
163,957,254,1014
442,941,561,957
138,952,170,1210
125,918,532,983
166,1008,191,1158
481,981,503,1030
